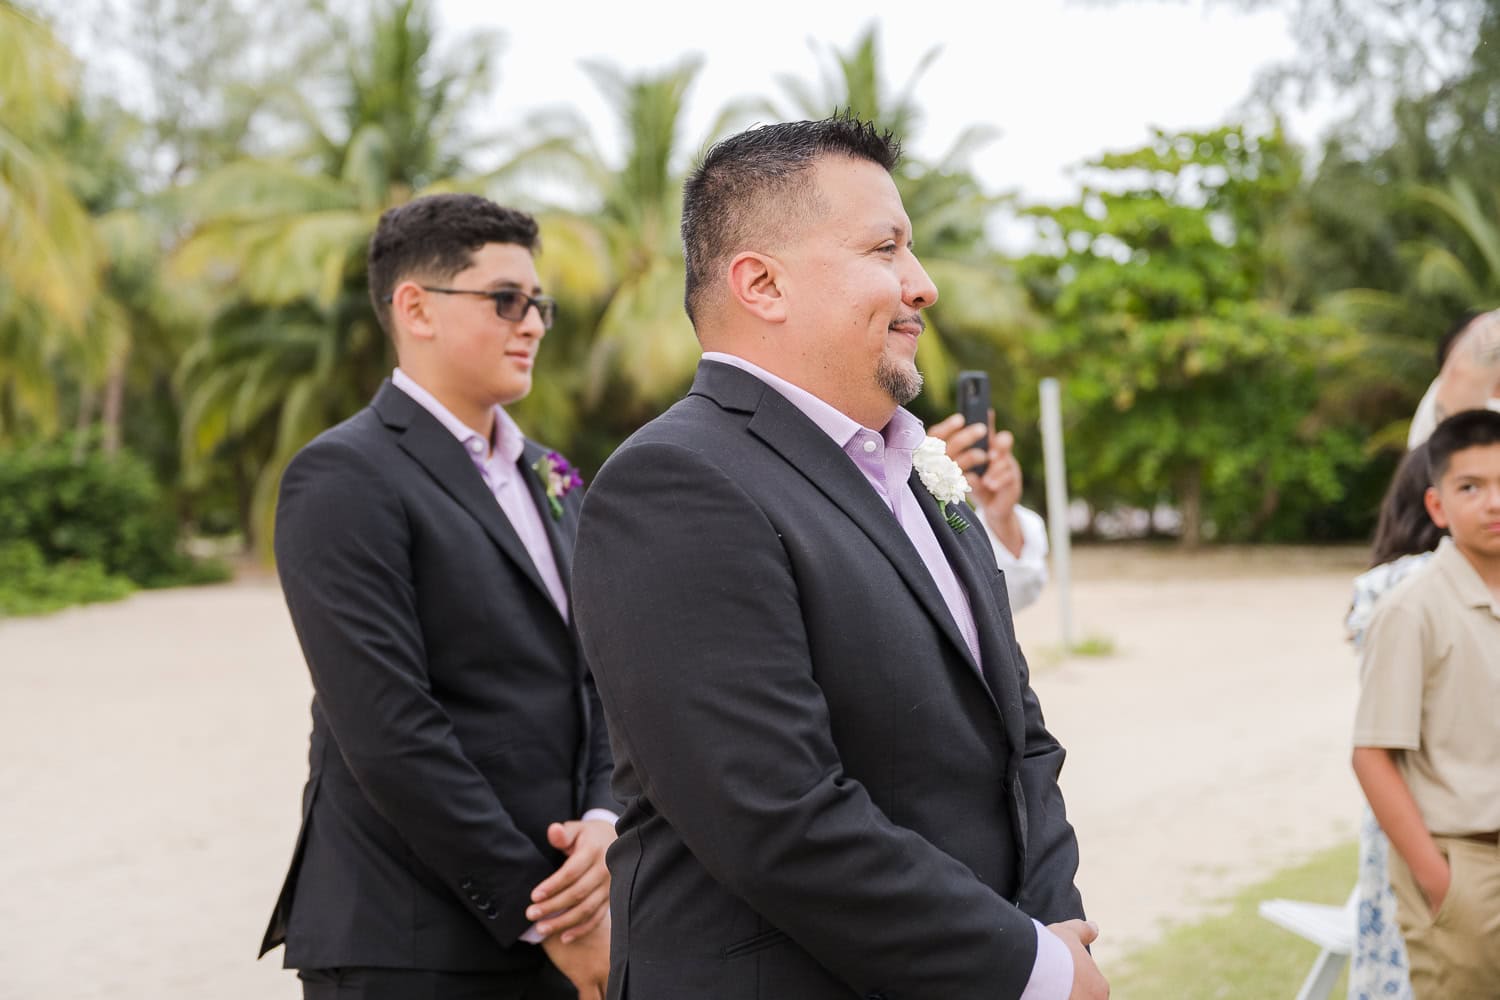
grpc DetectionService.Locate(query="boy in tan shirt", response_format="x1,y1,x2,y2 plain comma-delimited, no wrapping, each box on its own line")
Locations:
1353,408,1500,998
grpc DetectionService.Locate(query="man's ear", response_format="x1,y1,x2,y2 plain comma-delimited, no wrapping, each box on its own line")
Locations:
726,251,787,323
1424,484,1450,530
391,281,436,342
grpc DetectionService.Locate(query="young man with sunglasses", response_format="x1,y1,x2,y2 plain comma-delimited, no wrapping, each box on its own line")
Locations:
260,194,614,1000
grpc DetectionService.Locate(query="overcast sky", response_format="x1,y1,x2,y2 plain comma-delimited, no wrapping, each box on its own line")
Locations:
440,0,1319,208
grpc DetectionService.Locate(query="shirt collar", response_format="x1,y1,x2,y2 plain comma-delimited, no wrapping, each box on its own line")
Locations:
702,351,920,452
391,368,525,465
1433,536,1500,614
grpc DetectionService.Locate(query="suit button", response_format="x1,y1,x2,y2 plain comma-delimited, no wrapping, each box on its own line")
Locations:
461,878,475,891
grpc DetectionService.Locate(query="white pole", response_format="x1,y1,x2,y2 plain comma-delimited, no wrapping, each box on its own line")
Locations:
1039,378,1073,650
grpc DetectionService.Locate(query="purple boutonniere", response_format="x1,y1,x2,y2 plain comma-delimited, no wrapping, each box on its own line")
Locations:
532,451,583,520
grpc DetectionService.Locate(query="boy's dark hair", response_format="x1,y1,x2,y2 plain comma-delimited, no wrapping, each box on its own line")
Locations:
1370,443,1445,567
680,112,901,327
1427,408,1500,485
1437,310,1486,369
368,194,540,336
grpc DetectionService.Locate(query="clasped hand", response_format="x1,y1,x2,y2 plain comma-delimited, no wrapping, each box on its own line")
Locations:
532,818,615,999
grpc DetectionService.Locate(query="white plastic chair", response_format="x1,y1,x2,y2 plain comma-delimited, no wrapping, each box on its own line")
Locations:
1257,887,1358,1000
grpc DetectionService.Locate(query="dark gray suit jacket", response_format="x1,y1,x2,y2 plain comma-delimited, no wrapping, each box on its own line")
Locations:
572,361,1085,1000
260,380,615,972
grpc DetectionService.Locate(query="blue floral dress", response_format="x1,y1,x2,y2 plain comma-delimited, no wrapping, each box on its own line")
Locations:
1344,552,1432,1000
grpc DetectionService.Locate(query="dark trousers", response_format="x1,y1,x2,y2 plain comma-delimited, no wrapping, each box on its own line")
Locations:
298,965,575,1000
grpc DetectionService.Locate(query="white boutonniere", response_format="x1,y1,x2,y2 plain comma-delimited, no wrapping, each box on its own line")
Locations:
912,436,972,533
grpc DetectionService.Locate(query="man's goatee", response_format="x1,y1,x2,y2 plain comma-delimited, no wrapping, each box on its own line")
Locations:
877,357,924,405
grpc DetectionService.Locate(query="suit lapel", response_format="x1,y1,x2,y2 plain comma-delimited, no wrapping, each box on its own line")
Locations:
696,363,982,679
917,482,1032,868
519,440,574,595
372,381,559,617
914,478,1027,753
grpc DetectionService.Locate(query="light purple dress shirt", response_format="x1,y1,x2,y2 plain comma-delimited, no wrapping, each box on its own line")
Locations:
701,353,1074,1000
391,370,616,942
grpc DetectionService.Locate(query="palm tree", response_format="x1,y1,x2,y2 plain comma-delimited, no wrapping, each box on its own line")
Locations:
167,0,520,550
0,2,103,440
1409,178,1500,305
521,57,747,439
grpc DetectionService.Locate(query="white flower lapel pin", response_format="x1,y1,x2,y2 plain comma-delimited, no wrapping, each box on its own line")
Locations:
912,436,972,533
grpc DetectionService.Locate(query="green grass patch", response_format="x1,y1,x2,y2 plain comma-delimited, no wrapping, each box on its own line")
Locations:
1031,633,1118,668
1070,634,1116,657
1108,840,1357,1000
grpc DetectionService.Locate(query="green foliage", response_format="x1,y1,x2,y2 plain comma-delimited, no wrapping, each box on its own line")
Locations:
0,439,222,594
1021,126,1371,543
0,2,102,440
0,541,134,616
165,0,510,550
9,0,1500,555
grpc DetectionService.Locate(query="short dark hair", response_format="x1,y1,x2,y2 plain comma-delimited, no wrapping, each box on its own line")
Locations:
1426,408,1500,485
1437,310,1487,369
680,112,902,327
368,194,540,336
1369,443,1445,567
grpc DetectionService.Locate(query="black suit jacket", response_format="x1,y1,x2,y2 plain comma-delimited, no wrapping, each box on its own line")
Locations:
571,361,1084,1000
260,379,615,972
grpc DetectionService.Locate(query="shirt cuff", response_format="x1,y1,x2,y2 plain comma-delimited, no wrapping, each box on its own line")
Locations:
581,808,620,827
1018,918,1074,1000
520,923,546,944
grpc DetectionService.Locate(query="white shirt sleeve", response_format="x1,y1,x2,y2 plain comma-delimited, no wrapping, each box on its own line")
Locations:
1019,918,1075,999
979,504,1049,612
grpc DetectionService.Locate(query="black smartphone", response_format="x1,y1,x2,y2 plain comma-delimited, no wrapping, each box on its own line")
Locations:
955,370,991,476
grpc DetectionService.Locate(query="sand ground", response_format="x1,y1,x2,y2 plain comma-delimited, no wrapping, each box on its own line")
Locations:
0,544,1369,998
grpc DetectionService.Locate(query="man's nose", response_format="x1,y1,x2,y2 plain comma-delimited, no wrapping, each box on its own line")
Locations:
517,303,547,338
904,255,939,310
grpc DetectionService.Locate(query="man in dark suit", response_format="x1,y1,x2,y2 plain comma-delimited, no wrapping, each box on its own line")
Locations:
570,116,1108,1000
261,194,614,1000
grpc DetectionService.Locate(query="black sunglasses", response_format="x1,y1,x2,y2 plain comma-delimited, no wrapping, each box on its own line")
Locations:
393,286,557,329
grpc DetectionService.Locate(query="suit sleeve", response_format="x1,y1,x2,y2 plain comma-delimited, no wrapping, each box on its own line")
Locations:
1010,641,1087,925
274,438,555,945
573,441,1041,1000
581,663,617,815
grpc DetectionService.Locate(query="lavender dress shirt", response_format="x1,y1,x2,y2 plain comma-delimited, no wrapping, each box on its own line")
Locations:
701,353,1073,1000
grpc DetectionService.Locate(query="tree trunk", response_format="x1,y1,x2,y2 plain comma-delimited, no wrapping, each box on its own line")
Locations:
235,457,257,552
100,356,127,457
1246,482,1282,540
1178,467,1203,549
73,389,97,461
